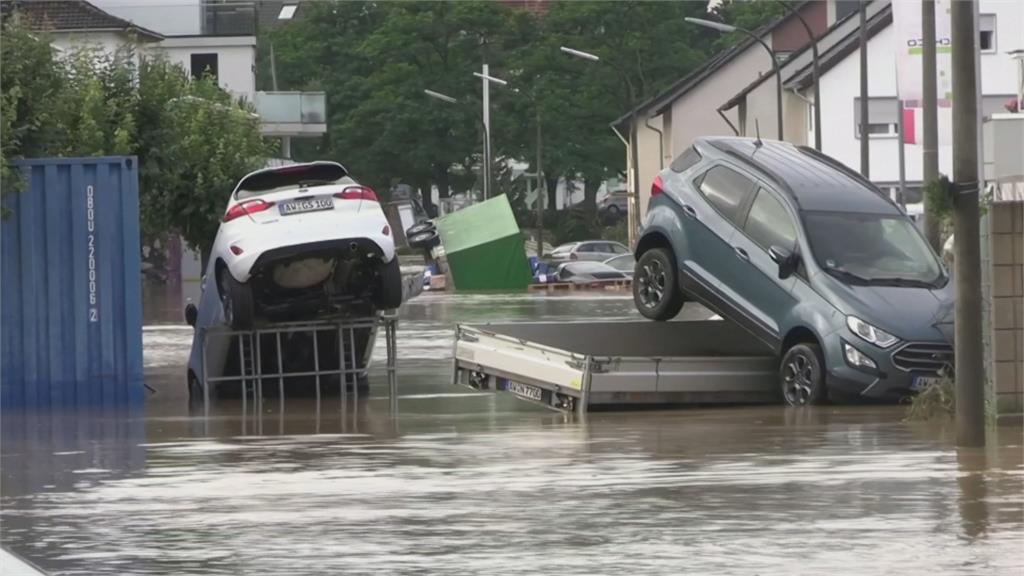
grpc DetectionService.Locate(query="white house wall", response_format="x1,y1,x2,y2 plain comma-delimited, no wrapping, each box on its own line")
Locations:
158,37,257,102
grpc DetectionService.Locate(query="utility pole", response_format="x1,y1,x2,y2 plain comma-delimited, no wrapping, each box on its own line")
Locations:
922,0,942,250
535,107,544,258
482,63,491,200
950,0,985,447
859,0,869,178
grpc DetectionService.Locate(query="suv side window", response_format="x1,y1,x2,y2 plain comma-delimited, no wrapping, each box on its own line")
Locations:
576,243,594,253
697,165,756,224
744,188,797,251
670,147,702,173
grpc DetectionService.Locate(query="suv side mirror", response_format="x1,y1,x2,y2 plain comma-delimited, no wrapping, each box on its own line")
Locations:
184,303,198,327
769,246,798,279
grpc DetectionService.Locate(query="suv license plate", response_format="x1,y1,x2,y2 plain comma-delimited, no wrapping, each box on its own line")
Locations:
506,381,543,402
912,376,943,391
279,198,333,215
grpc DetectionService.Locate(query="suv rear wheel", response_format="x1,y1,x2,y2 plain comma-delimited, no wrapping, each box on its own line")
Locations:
780,343,827,406
633,247,684,321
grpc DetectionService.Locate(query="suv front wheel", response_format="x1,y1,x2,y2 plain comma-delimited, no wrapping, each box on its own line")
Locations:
780,343,828,405
633,247,684,321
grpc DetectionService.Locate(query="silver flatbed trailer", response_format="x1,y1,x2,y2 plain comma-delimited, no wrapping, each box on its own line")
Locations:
453,320,781,413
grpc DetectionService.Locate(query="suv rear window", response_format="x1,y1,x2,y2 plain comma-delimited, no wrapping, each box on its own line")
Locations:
697,165,756,224
670,147,701,173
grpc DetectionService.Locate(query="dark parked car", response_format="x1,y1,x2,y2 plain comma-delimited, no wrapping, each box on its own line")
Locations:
633,137,953,406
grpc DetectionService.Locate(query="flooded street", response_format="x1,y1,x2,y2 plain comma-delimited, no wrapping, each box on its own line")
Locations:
2,293,1023,575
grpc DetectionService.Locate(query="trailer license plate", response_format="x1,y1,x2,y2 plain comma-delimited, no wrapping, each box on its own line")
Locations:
279,197,333,215
912,376,943,391
506,381,543,401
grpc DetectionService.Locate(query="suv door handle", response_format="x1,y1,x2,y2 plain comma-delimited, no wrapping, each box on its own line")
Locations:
681,204,698,219
734,246,750,262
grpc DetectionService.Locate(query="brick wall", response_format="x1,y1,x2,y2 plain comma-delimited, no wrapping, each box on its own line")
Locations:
990,201,1024,414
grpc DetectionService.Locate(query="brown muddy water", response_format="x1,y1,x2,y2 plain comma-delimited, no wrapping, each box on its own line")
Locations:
2,292,1022,575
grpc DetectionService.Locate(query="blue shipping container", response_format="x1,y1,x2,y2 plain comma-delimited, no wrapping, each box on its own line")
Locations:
2,157,143,410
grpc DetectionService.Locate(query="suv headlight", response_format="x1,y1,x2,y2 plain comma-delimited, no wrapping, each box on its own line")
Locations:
847,316,899,348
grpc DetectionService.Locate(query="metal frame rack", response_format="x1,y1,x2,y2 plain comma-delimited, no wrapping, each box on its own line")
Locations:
200,314,398,415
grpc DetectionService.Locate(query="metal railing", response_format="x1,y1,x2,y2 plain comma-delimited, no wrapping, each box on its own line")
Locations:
254,91,327,124
200,315,398,416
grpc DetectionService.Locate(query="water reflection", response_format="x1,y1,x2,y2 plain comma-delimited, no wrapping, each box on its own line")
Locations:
3,292,1022,575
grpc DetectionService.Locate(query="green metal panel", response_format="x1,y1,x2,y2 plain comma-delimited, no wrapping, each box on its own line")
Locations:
436,196,531,291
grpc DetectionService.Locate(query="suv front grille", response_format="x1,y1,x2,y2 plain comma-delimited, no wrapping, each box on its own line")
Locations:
891,342,954,373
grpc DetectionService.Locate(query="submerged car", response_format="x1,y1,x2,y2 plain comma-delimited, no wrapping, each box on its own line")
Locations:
634,137,953,406
555,261,629,285
210,161,402,329
603,254,636,278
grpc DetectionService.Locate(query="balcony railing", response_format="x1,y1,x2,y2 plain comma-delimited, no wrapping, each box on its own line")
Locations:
254,91,327,136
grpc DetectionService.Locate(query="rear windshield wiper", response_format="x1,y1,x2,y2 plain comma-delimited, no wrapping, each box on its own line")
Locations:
826,268,870,285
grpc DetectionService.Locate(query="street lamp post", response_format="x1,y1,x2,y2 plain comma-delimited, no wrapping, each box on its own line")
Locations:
426,67,509,203
686,17,783,140
473,67,509,200
560,46,641,246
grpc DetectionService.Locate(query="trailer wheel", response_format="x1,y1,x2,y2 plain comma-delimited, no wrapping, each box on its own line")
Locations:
373,257,403,311
780,343,827,406
633,247,684,321
218,267,255,330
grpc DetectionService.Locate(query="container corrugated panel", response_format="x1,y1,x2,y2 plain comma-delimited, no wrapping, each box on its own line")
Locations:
2,157,143,410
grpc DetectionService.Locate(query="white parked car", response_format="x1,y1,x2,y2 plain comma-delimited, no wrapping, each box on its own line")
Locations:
210,161,402,328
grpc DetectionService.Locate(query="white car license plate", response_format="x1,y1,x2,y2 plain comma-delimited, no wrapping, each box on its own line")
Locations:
912,376,943,391
279,197,333,215
505,381,543,402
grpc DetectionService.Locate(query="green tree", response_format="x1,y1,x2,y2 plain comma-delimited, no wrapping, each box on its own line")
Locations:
1,20,271,258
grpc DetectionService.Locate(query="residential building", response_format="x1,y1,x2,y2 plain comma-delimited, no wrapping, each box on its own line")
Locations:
618,0,1023,233
4,0,326,150
612,0,837,228
1,0,164,54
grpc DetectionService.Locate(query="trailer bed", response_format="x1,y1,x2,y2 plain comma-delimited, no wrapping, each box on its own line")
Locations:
453,320,780,412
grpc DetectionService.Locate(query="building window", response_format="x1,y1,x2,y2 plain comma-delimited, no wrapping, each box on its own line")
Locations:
278,4,298,20
979,14,996,53
190,53,218,81
853,97,899,139
856,123,898,138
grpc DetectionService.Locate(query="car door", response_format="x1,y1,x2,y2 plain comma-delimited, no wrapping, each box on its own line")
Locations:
576,243,600,262
680,164,757,308
729,187,800,344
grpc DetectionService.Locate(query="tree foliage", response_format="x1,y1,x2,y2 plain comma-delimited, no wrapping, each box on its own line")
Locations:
1,21,271,253
265,0,770,219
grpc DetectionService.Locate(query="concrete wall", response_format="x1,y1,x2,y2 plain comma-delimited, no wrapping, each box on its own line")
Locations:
158,36,257,101
990,201,1024,414
51,31,133,57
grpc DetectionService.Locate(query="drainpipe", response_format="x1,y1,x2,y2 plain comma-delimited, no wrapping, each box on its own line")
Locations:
644,117,665,169
789,89,815,143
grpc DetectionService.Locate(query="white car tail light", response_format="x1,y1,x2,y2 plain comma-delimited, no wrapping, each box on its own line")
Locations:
224,198,275,222
334,186,378,202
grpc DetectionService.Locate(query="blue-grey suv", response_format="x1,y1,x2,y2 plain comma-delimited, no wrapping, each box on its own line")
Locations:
633,137,954,405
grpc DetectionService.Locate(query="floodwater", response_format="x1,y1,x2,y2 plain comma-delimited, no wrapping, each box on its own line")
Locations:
2,292,1023,575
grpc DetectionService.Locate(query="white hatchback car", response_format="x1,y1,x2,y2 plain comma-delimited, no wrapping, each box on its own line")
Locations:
211,161,401,328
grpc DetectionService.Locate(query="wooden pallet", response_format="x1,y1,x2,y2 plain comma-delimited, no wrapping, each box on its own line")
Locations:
529,280,632,292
